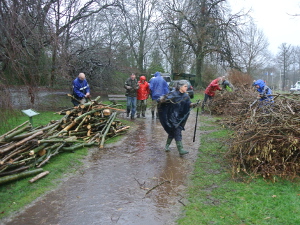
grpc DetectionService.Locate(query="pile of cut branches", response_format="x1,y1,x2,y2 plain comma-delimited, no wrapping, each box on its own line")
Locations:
206,70,256,116
208,88,257,116
223,94,300,180
0,97,129,184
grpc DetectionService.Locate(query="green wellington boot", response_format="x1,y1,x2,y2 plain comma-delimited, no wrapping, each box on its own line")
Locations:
165,138,173,152
176,141,189,155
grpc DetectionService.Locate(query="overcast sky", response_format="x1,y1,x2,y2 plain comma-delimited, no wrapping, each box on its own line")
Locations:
228,0,300,55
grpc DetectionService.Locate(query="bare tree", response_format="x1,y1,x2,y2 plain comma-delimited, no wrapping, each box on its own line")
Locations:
119,0,158,74
158,11,191,75
162,0,245,87
48,0,120,87
232,22,270,76
277,43,292,90
290,46,300,84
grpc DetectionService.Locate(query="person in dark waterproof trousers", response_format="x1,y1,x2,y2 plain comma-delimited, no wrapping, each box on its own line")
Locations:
72,73,91,106
157,80,199,156
201,77,223,111
149,71,169,119
124,73,139,119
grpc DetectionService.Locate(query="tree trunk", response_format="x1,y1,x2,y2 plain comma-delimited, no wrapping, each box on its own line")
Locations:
195,52,205,87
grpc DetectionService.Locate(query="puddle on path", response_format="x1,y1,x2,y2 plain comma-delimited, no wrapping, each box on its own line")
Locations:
3,110,200,225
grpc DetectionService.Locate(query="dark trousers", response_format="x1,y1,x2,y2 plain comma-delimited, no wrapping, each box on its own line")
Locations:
201,93,213,110
167,127,183,141
126,96,137,116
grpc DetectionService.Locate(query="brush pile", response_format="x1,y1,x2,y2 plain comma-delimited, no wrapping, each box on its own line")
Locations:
204,70,300,180
221,94,300,180
208,88,257,116
0,96,129,184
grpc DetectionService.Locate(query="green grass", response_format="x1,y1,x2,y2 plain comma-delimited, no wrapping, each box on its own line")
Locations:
178,116,300,225
0,110,64,135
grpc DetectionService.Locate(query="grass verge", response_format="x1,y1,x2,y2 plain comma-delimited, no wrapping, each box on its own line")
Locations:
178,115,300,225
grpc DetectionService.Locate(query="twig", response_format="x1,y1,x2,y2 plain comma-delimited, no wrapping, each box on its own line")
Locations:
145,180,171,195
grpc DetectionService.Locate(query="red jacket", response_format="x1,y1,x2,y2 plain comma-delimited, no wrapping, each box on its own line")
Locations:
204,78,222,97
137,77,150,100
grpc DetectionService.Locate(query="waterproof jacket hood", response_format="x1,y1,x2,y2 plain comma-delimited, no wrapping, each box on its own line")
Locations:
254,79,272,101
137,78,150,100
149,72,169,100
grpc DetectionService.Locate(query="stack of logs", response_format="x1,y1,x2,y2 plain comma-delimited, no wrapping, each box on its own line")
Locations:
219,93,300,180
0,96,129,184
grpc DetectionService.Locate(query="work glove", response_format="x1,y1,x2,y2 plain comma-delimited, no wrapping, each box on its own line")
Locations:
125,85,132,90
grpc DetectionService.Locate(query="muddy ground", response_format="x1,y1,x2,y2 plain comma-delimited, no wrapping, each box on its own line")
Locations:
1,108,201,225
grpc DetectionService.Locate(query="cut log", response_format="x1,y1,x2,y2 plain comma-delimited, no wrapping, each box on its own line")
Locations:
61,142,96,151
11,124,56,141
0,130,43,154
100,112,117,148
0,168,43,185
29,171,50,183
0,124,31,142
0,145,31,165
0,121,29,140
0,166,30,177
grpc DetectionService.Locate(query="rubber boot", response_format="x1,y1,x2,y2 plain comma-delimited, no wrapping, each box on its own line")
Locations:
137,113,140,118
176,141,189,155
151,111,154,119
126,109,130,118
165,138,173,152
142,112,146,118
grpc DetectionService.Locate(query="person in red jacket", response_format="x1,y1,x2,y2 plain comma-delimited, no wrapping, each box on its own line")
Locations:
136,76,150,118
201,77,223,111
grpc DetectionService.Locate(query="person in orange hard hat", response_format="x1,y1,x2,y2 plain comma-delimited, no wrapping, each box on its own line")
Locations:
136,76,150,118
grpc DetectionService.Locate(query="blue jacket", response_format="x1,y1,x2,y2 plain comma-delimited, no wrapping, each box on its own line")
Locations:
149,72,169,100
72,77,90,99
253,79,272,101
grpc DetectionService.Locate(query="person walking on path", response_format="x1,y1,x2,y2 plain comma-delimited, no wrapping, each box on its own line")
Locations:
157,80,199,156
71,73,91,106
149,71,169,119
124,73,139,119
201,77,223,111
136,76,150,118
